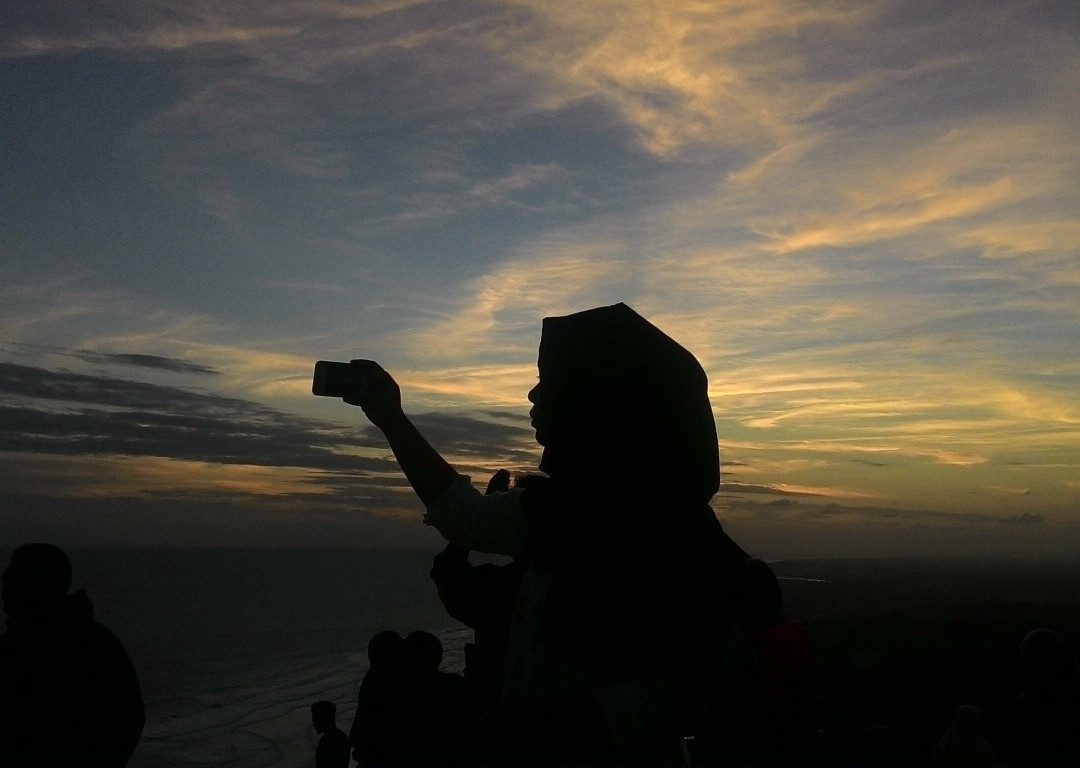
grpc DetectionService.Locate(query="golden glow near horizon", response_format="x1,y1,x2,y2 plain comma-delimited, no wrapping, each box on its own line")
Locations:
1,0,1078,556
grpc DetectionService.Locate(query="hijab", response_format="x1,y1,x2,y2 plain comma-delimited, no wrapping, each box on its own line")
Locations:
534,302,719,506
519,304,744,694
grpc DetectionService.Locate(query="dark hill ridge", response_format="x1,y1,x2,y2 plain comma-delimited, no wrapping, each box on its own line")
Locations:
758,558,1080,764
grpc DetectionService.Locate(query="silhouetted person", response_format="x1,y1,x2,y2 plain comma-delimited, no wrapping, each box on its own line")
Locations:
312,700,350,768
0,543,144,767
998,628,1080,767
350,630,405,767
430,470,530,713
336,303,747,765
397,631,468,765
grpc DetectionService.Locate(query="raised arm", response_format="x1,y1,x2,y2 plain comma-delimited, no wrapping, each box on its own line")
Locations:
343,361,527,557
344,360,457,507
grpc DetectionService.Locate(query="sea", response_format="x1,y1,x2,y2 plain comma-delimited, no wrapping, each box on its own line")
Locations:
60,548,472,768
14,550,1080,768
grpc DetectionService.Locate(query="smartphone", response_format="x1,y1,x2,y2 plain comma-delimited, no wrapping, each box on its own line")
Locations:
312,360,367,399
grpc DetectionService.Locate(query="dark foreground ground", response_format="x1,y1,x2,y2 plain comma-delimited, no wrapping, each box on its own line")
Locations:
750,558,1080,765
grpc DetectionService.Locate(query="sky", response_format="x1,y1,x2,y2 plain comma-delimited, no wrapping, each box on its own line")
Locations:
2,0,1078,559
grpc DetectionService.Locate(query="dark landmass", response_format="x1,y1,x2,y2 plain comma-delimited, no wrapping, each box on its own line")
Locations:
766,558,1080,764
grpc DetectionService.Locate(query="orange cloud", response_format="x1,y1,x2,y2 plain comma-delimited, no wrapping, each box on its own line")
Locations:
4,454,336,499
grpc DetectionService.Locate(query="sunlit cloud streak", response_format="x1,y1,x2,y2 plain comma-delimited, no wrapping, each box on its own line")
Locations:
65,350,222,376
0,360,534,496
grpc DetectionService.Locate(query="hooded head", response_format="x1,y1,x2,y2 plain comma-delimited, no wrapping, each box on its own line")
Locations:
2,543,72,622
529,303,719,505
310,700,337,733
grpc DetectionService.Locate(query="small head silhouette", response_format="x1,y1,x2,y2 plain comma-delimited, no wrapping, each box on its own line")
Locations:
404,630,443,674
368,629,404,669
2,543,73,620
311,700,337,733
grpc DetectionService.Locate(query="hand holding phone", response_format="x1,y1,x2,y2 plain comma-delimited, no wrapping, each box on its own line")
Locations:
312,361,368,399
312,359,403,429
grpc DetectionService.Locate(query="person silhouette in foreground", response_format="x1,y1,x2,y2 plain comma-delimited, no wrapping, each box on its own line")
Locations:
312,700,351,768
430,469,531,714
349,630,467,766
0,543,144,767
398,631,469,764
998,628,1080,767
337,303,748,765
350,630,406,767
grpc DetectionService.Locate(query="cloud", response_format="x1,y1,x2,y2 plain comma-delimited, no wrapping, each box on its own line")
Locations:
742,120,1079,259
983,485,1034,498
467,163,571,206
0,2,433,58
0,401,369,473
0,276,146,348
0,360,536,498
496,0,878,156
719,482,822,497
720,481,877,501
394,364,539,408
0,453,351,499
1,361,281,422
0,355,541,547
725,435,989,469
9,0,1074,214
852,458,887,468
9,0,1073,282
391,248,632,365
0,1,872,230
0,363,374,475
406,412,536,464
1003,513,1044,525
67,350,221,376
719,495,1046,529
1,24,298,58
0,277,248,381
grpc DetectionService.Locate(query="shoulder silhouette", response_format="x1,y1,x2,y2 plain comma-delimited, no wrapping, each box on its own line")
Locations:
0,543,145,767
349,630,405,767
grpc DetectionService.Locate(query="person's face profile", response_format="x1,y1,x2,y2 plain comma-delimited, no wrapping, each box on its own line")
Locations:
311,711,331,733
527,382,550,446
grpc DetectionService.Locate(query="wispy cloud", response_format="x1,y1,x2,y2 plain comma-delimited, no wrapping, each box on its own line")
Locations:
0,24,299,58
0,360,535,498
66,350,221,376
392,247,632,366
501,0,877,155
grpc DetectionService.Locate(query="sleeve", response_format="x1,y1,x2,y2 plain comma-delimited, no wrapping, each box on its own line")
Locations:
423,474,527,558
430,546,483,627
